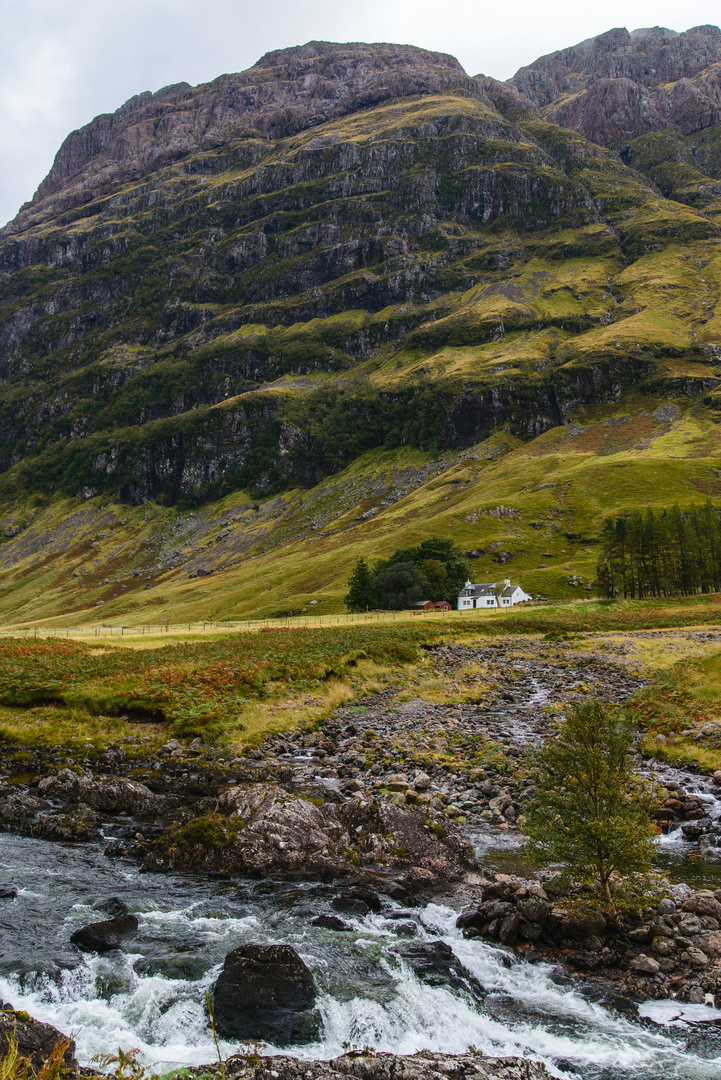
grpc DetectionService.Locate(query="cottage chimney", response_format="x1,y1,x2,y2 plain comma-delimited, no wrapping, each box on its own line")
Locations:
505,578,511,586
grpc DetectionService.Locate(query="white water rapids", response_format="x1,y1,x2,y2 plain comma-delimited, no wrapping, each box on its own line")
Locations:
1,836,721,1080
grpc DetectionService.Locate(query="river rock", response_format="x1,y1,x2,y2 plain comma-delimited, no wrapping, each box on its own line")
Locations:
0,1010,77,1072
188,1050,551,1080
0,791,47,825
37,769,93,800
332,895,369,915
651,936,675,957
332,886,382,912
70,913,139,953
311,915,352,931
25,805,100,842
0,886,17,899
86,778,163,815
684,947,710,969
699,931,721,957
150,784,474,880
629,954,660,975
213,943,319,1045
38,771,163,816
94,897,130,918
394,941,485,998
682,893,721,920
559,910,607,941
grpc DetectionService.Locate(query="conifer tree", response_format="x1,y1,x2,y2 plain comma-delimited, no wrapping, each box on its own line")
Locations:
597,501,721,598
344,557,378,612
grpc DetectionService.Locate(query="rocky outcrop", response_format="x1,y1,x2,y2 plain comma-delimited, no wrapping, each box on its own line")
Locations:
0,1007,551,1080
37,769,164,815
7,42,477,236
458,873,721,1004
511,25,721,147
188,1051,551,1080
0,770,168,842
147,783,476,882
0,1010,77,1073
213,943,319,1045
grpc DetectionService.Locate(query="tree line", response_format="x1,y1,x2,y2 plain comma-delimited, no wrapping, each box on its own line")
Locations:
597,502,721,598
344,537,469,611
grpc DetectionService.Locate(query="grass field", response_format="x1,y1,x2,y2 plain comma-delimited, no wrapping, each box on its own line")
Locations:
2,389,721,631
632,650,721,773
1,594,720,755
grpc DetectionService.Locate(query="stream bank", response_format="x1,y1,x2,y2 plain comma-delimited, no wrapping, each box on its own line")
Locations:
3,635,721,1077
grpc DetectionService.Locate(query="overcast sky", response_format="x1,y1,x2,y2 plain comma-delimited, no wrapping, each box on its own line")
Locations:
1,0,720,227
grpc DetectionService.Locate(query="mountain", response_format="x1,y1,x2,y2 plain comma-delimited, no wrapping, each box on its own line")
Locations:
0,31,720,626
511,25,721,145
510,25,721,216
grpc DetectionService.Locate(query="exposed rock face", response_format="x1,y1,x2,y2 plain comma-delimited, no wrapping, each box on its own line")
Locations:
189,1051,551,1080
213,943,319,1045
511,25,721,146
10,42,475,235
0,1010,77,1072
148,783,476,881
0,31,720,519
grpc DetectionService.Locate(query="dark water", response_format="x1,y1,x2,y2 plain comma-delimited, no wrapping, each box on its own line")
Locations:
1,834,720,1080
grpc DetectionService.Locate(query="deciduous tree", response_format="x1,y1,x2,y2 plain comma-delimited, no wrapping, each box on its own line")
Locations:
522,699,659,904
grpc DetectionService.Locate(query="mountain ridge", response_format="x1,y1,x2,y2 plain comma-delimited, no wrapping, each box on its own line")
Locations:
0,27,721,623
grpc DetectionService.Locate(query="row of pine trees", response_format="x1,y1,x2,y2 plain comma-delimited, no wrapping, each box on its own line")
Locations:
597,502,721,598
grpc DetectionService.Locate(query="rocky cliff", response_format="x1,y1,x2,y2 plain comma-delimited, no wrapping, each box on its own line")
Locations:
1,35,721,510
511,24,721,147
7,43,477,236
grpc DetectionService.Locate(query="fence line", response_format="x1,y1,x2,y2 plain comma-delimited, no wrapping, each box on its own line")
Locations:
0,605,485,640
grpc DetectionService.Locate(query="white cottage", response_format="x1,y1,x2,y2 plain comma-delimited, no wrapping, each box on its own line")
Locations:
457,578,532,611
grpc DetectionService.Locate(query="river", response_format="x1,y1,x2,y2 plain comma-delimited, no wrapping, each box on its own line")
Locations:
2,833,721,1080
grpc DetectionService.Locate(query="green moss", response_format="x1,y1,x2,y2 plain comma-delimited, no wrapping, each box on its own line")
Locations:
156,813,243,853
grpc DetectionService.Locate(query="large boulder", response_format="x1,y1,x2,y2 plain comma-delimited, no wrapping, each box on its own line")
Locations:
0,1010,77,1072
0,791,47,826
38,771,163,816
149,784,475,881
338,798,476,881
214,785,351,875
213,944,319,1045
70,913,138,953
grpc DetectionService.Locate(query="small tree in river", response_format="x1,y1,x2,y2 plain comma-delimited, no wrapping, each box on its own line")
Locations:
522,699,659,905
344,557,378,612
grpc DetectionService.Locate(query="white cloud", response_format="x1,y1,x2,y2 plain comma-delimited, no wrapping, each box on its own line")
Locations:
0,0,719,225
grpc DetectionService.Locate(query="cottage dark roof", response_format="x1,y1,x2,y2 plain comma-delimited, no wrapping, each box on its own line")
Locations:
459,583,498,597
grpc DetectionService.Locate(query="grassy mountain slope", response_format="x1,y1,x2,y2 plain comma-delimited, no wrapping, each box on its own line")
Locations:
1,40,721,623
2,389,720,626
